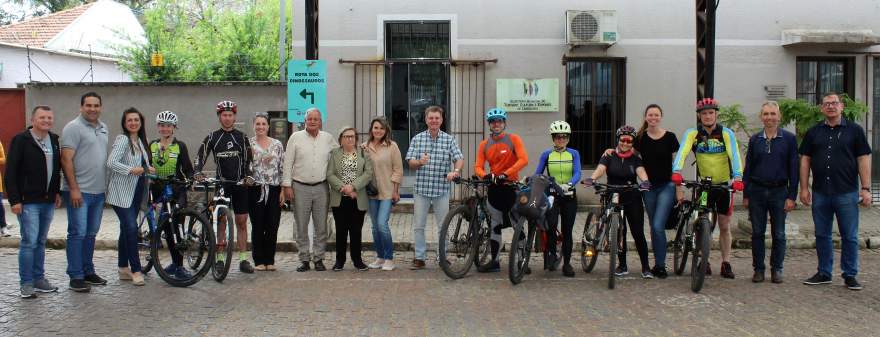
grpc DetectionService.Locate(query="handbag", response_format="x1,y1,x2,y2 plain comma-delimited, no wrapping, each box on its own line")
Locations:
359,147,379,197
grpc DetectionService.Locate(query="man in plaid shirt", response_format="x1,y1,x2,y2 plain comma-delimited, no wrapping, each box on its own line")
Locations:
405,106,464,270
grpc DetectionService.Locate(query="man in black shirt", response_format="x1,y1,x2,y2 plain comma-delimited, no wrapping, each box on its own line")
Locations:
195,100,255,273
799,92,871,290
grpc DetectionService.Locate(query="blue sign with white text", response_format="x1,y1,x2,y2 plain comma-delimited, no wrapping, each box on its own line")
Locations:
287,60,327,123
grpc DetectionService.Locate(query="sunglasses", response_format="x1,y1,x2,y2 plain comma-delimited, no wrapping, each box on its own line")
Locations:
553,134,570,139
619,138,633,144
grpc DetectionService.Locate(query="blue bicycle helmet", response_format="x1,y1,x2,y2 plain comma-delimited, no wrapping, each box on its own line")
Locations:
485,108,507,122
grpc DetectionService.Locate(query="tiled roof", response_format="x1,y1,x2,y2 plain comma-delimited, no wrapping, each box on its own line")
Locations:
0,2,95,47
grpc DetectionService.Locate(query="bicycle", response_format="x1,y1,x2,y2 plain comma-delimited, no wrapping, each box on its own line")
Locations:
508,174,566,285
668,177,732,293
142,176,215,287
194,176,252,282
580,182,640,289
438,176,494,279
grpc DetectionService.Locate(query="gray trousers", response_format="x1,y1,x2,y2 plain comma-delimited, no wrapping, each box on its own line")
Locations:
293,181,329,262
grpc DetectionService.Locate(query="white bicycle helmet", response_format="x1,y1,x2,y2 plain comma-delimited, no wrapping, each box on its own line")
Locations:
156,110,178,126
548,120,571,135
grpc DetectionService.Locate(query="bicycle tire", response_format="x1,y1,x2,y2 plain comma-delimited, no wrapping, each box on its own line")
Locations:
690,216,711,293
439,205,478,279
212,206,235,282
672,212,691,276
508,219,536,285
137,209,154,274
473,208,493,270
151,208,215,287
581,212,600,273
608,213,619,290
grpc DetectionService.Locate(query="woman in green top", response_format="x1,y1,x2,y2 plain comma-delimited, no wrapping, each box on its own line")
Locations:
147,111,194,279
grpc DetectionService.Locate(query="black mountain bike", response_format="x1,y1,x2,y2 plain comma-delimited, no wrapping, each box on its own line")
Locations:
194,176,252,282
581,183,639,289
668,177,732,293
438,177,494,279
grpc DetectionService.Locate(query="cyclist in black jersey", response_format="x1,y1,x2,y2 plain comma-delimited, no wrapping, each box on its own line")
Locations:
194,100,255,274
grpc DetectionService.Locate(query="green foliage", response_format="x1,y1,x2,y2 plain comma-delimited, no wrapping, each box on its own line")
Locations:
118,0,292,81
718,103,757,153
778,94,867,143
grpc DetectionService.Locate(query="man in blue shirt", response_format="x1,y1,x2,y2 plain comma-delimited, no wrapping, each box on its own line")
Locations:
799,92,872,291
743,101,798,284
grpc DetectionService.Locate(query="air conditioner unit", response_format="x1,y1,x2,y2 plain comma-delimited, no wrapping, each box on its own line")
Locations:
566,10,618,46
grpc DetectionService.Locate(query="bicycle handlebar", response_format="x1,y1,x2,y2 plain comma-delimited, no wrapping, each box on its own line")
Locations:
681,179,733,192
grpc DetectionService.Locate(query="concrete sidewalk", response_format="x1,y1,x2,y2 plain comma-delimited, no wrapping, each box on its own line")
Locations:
1,203,880,252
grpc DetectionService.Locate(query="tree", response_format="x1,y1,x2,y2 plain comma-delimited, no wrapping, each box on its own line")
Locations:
117,0,292,81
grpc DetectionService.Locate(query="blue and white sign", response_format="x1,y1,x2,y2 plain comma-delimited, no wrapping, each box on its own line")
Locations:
287,60,327,123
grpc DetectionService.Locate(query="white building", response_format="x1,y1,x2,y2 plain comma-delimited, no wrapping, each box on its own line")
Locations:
292,0,880,196
0,0,144,87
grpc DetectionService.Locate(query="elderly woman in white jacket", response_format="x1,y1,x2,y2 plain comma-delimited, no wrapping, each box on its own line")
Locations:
106,108,153,286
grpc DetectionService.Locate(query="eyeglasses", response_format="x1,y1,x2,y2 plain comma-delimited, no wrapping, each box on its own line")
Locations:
821,102,841,107
552,134,569,139
342,135,356,139
619,138,633,144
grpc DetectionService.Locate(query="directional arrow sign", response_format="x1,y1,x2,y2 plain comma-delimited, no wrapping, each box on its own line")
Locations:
287,60,327,123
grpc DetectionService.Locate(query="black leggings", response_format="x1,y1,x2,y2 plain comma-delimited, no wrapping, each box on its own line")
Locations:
618,198,650,271
546,195,577,264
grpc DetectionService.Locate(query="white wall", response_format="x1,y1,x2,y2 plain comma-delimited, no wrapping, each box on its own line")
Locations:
0,44,130,88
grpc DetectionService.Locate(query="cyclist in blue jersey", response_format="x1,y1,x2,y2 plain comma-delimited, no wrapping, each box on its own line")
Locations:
534,121,581,277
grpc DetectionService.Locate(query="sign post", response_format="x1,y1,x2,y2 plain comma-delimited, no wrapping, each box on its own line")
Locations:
287,60,327,123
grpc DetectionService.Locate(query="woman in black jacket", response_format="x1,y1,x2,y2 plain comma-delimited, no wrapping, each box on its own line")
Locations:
5,106,62,298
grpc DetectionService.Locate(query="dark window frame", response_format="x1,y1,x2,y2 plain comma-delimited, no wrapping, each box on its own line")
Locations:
384,21,451,61
796,56,855,104
564,57,627,168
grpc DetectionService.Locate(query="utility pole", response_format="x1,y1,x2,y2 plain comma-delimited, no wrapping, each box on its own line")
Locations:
696,0,718,99
305,0,318,60
279,0,287,78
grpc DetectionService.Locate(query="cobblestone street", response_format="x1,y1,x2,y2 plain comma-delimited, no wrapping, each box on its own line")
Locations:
1,248,878,336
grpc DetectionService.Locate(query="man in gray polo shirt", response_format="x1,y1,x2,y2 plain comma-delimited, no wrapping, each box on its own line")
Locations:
60,92,109,293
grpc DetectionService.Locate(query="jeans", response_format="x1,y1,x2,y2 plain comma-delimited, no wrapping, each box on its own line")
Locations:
747,185,787,272
369,199,394,260
642,182,676,268
812,191,860,278
17,203,54,285
113,178,145,273
413,192,450,261
63,191,105,280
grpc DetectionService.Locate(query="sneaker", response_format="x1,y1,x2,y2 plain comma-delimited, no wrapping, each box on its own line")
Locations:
641,270,654,279
803,272,832,285
353,261,369,271
119,267,133,281
651,266,668,279
84,274,107,286
0,226,10,237
771,270,784,284
381,260,396,271
314,261,327,271
562,263,575,277
69,279,91,292
34,279,58,293
131,272,145,286
720,262,735,279
296,262,311,272
705,262,712,276
20,284,36,299
174,267,192,280
332,262,344,271
477,260,501,273
844,276,863,290
410,259,426,270
239,260,255,274
254,264,267,271
614,265,628,276
214,260,225,272
752,271,765,283
368,259,385,269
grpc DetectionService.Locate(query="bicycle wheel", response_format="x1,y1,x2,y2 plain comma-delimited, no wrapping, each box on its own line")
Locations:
439,205,478,279
690,216,712,293
212,206,235,282
137,209,154,274
151,208,215,287
473,206,493,270
508,219,536,285
607,213,620,290
581,212,600,273
672,212,691,276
